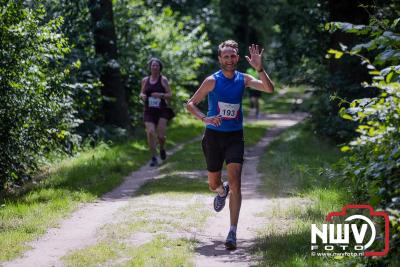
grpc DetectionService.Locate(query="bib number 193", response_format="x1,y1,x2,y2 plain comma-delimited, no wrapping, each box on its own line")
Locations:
222,109,236,117
218,102,240,119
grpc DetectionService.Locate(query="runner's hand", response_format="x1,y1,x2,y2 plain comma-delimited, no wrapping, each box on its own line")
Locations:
245,44,264,71
203,115,222,127
151,92,164,98
140,93,147,101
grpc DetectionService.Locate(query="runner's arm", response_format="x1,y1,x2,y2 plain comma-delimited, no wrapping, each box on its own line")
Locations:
186,76,221,126
244,73,274,93
140,77,147,100
244,44,274,93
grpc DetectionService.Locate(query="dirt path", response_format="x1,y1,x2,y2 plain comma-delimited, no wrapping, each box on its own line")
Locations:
2,138,199,267
2,113,307,267
194,112,307,267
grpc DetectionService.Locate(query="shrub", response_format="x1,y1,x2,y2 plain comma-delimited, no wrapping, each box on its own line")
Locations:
328,14,400,265
0,1,78,191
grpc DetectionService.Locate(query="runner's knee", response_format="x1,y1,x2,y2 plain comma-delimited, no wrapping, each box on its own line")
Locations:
146,128,156,137
229,180,241,194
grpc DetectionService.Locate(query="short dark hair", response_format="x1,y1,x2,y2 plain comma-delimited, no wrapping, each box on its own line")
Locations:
218,40,238,56
148,57,163,72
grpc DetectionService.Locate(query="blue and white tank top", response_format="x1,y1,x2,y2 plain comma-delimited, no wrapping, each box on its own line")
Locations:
206,70,245,132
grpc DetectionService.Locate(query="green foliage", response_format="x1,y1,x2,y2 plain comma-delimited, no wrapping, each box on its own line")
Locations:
42,0,104,135
114,0,212,126
309,81,361,142
258,0,329,84
331,14,400,266
326,21,400,66
0,1,77,191
308,1,384,142
246,1,368,141
0,0,213,191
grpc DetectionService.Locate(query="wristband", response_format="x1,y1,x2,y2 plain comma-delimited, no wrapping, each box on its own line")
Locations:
257,68,264,72
201,116,206,122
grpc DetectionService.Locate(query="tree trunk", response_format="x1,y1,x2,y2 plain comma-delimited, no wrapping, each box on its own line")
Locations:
88,0,130,129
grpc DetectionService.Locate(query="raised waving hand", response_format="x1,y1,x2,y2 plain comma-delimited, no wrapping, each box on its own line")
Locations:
245,44,264,72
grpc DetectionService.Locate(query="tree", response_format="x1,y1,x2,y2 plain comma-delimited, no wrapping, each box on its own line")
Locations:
88,0,130,129
0,0,76,190
42,0,103,135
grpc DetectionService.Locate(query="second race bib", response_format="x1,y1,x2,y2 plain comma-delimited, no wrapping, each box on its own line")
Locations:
218,101,240,119
148,96,161,108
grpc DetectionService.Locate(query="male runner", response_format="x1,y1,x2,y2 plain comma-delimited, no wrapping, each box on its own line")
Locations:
186,40,274,249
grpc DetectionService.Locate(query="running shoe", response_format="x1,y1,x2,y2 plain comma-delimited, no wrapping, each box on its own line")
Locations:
225,230,237,250
149,156,158,167
213,181,229,212
160,149,167,160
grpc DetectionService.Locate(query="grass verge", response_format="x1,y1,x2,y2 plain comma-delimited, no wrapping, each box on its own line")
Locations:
63,236,196,267
253,122,354,266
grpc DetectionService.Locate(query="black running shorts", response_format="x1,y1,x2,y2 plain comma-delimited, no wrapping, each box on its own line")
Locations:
143,108,174,125
201,128,244,172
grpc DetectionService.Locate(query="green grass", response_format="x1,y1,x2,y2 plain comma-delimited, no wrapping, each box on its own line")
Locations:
253,122,353,267
63,236,196,267
0,113,204,263
258,123,341,197
244,120,271,146
166,112,204,148
242,84,313,115
261,84,314,114
161,141,207,173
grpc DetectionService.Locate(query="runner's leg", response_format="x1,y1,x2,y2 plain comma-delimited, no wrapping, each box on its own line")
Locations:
226,163,242,226
156,118,168,151
208,171,223,192
145,122,157,157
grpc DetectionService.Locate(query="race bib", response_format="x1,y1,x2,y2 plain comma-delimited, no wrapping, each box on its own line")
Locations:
148,96,161,108
218,101,240,119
